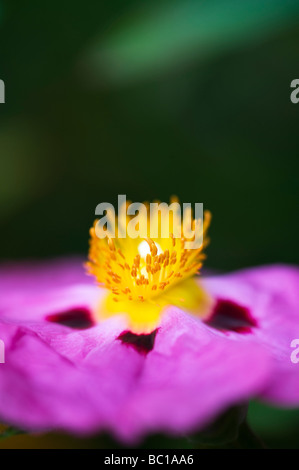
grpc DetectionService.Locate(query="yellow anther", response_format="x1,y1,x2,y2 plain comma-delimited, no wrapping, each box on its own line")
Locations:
170,233,176,247
131,268,137,278
134,254,141,267
108,238,116,251
118,249,125,259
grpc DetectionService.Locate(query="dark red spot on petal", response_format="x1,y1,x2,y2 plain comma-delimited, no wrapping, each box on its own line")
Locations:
204,299,257,334
46,307,94,329
118,329,158,355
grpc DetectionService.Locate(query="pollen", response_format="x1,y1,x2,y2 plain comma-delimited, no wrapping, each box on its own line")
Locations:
86,199,212,333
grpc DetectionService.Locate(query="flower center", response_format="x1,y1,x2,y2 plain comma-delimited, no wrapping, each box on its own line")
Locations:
86,200,212,333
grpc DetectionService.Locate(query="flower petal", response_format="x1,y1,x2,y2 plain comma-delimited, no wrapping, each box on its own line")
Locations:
0,318,145,434
0,258,101,323
0,260,296,442
112,309,271,443
202,265,299,406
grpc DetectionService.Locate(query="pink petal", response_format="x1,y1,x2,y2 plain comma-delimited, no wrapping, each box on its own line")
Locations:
113,308,271,443
0,318,144,434
0,260,296,442
0,258,101,323
202,265,299,406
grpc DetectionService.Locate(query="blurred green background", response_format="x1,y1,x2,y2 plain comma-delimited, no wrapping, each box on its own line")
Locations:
0,0,298,448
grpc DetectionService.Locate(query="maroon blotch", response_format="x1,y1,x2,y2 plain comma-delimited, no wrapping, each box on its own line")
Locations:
46,307,94,329
205,299,257,333
118,329,158,355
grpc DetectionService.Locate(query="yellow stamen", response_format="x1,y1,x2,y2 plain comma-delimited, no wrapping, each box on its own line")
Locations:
86,200,212,333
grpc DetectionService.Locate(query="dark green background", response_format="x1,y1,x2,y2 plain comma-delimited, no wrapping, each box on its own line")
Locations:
0,0,298,448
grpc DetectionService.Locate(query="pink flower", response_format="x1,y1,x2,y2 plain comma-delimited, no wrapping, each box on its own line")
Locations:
0,258,298,443
0,204,298,443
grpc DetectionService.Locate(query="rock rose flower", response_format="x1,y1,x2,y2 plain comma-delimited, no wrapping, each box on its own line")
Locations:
0,204,298,443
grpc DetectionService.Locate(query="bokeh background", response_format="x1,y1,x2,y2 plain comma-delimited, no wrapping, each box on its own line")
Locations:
0,0,298,448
